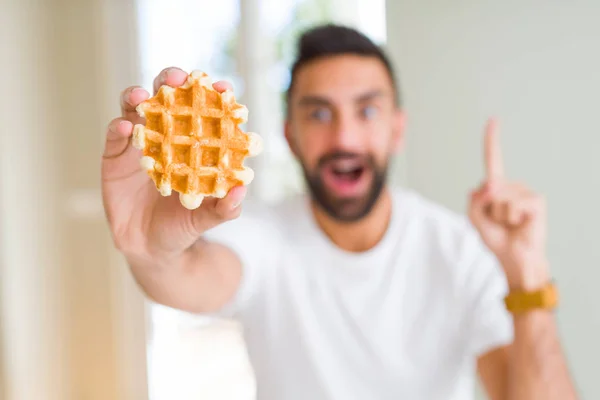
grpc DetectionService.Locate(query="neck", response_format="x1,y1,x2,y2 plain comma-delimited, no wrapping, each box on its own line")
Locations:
311,188,393,253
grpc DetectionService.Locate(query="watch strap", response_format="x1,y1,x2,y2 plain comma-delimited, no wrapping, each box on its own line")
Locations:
504,281,558,314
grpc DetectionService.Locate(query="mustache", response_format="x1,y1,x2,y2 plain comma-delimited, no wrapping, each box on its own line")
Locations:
317,151,375,169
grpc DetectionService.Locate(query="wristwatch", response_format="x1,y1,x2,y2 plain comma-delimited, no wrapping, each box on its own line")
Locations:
504,281,558,314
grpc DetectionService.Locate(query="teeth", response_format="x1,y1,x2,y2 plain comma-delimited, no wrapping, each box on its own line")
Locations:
333,168,352,174
331,160,361,173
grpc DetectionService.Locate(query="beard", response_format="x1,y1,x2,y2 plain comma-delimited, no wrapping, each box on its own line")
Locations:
299,150,388,223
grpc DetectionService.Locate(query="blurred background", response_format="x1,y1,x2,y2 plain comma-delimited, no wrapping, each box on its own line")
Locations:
0,0,598,399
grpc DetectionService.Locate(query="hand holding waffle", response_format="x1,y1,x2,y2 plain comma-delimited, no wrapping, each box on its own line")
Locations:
102,67,262,262
133,70,262,209
468,119,550,291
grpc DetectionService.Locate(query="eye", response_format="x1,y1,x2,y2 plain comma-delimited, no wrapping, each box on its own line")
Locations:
360,105,378,120
309,108,332,122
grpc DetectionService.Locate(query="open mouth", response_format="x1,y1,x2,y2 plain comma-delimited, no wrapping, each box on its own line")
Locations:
321,158,370,196
331,163,365,182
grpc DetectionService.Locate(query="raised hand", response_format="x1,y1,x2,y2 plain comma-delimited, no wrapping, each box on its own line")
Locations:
468,119,550,290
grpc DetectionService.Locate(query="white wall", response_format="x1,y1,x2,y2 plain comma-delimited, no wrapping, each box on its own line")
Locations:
0,1,148,399
385,1,599,398
0,2,69,399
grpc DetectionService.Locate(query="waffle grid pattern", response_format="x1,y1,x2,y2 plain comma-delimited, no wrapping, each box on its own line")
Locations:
132,71,260,209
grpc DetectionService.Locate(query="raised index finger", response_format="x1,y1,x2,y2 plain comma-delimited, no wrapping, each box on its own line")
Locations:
484,118,505,180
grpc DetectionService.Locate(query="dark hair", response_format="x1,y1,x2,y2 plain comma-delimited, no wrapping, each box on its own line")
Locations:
286,24,401,114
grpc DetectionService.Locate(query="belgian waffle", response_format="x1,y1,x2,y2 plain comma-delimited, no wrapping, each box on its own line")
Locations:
132,70,262,210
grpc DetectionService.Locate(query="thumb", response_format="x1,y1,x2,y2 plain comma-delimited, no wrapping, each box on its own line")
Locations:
468,187,490,232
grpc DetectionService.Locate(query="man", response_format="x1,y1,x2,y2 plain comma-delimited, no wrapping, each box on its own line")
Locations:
102,25,577,399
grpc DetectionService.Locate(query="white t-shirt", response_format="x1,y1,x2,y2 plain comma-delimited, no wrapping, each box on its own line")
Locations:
204,187,514,400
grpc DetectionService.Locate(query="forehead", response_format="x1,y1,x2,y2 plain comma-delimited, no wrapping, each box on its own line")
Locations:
291,54,394,104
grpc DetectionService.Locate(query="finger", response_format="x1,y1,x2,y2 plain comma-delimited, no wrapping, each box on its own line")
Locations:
120,86,150,122
104,117,134,158
484,118,505,180
474,181,509,224
469,188,494,231
484,183,538,226
190,186,247,233
506,201,524,227
510,194,545,225
212,80,234,93
153,67,189,95
483,181,531,204
490,201,507,224
213,186,247,218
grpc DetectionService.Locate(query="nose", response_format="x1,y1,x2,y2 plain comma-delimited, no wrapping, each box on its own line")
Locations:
330,110,363,152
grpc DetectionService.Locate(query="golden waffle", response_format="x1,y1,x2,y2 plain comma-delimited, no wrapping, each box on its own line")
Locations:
132,70,262,210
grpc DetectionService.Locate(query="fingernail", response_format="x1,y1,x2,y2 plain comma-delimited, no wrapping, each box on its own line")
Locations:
118,120,131,132
165,68,180,81
232,191,246,209
232,199,243,209
129,87,145,103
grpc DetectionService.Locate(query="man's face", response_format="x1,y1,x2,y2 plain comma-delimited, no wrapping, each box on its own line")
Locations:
286,54,404,222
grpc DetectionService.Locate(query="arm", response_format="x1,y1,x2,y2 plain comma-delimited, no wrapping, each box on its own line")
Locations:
478,306,577,400
507,308,576,399
470,119,577,399
103,67,248,315
126,239,243,314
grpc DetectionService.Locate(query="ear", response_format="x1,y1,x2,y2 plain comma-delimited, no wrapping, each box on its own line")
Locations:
284,120,299,158
391,109,406,154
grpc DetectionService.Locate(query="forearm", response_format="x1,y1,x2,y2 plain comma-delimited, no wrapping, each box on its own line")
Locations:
125,239,241,313
126,243,199,305
507,310,577,400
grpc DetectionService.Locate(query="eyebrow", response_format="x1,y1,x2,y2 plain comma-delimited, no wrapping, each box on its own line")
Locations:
297,95,331,108
355,90,385,103
297,90,386,108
